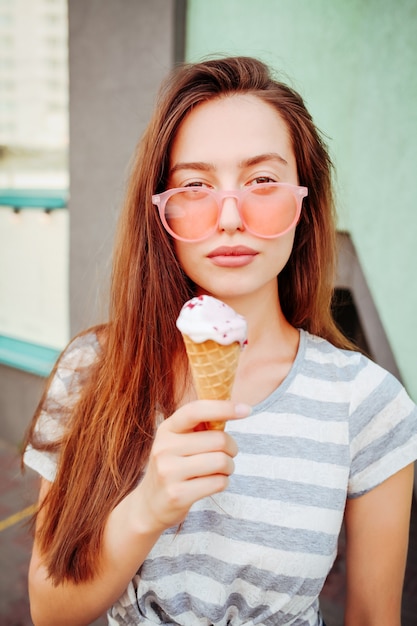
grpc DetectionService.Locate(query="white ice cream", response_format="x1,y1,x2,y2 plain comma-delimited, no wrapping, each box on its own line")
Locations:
176,295,247,346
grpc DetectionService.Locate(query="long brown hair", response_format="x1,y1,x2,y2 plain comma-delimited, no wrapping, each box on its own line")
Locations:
24,56,351,584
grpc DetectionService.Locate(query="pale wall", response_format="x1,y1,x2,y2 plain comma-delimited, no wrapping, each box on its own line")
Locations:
0,0,182,445
185,0,417,400
0,208,68,349
68,0,179,336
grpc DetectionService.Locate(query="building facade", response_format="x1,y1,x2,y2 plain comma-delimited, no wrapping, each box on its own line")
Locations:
0,0,415,448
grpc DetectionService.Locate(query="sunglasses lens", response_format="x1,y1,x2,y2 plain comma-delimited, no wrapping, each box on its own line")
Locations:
162,184,301,240
164,189,217,240
242,185,298,237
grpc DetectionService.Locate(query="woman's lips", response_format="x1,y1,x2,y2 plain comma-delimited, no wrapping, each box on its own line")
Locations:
207,246,258,267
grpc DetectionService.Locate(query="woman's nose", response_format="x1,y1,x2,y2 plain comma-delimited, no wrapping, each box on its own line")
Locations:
218,196,244,233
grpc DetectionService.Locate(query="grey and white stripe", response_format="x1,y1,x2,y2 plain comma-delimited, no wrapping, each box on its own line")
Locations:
24,329,417,625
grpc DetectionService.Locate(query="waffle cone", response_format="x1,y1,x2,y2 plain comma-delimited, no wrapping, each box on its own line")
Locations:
182,335,241,430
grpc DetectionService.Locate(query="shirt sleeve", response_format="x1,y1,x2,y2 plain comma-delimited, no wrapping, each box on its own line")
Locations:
348,356,417,497
23,332,101,482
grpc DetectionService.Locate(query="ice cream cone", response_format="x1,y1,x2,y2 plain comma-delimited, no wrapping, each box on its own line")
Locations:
182,336,241,429
176,296,247,430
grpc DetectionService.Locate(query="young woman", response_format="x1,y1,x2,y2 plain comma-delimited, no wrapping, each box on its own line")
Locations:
24,56,417,626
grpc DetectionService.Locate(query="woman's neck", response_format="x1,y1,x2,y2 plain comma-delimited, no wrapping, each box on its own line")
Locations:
214,287,300,405
205,281,294,346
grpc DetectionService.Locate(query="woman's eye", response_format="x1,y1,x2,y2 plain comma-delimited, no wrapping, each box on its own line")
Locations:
184,181,209,188
249,176,276,185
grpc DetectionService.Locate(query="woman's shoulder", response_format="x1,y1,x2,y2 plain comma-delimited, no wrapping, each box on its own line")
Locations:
44,326,106,408
58,326,104,369
23,326,107,481
301,329,415,412
62,325,107,359
301,329,414,403
302,329,369,373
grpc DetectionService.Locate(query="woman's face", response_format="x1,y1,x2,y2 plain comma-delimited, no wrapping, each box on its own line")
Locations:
168,94,299,305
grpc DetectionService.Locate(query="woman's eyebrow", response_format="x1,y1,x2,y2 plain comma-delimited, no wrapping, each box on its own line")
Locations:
240,153,288,168
169,161,215,176
169,153,288,177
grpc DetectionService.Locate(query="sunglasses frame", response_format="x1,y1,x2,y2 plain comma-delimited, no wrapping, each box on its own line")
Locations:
152,182,308,242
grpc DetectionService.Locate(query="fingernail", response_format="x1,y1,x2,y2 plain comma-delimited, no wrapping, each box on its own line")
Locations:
234,403,252,417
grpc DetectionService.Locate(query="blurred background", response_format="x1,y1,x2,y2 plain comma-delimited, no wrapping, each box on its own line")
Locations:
0,1,416,624
1,0,416,444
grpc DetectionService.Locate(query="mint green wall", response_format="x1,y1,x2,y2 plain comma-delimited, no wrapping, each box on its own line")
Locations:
186,0,417,400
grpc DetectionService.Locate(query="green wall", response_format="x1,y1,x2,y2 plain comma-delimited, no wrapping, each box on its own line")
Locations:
186,0,417,400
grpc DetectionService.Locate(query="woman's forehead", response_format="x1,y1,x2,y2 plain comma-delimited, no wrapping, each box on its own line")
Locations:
170,94,296,174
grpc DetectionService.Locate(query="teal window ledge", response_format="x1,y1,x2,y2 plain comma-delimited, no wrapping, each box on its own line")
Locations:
0,188,68,210
0,335,61,377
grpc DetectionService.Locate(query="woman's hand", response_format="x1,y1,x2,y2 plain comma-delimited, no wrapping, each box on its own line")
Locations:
131,400,251,533
28,401,251,626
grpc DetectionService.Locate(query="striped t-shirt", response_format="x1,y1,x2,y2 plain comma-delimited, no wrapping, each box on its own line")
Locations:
24,329,417,626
